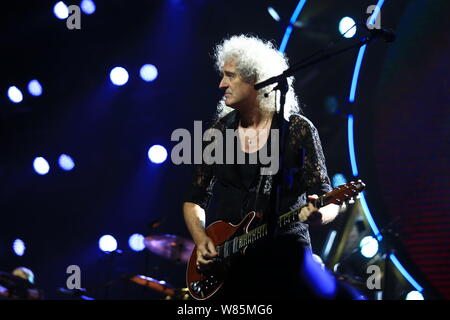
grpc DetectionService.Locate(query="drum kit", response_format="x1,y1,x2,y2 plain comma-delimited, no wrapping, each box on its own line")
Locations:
0,268,43,300
0,234,194,300
130,234,194,300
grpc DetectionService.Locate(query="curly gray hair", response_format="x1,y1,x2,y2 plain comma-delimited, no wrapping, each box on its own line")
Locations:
213,34,301,119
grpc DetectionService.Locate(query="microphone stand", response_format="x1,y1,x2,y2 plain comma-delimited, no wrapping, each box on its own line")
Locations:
255,30,391,238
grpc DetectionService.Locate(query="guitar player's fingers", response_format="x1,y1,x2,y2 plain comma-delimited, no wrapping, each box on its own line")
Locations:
206,240,218,256
197,247,213,265
306,209,322,226
298,203,310,221
196,238,217,265
307,194,319,201
299,203,318,223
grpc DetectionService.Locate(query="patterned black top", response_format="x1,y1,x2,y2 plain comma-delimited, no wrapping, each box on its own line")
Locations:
184,110,332,248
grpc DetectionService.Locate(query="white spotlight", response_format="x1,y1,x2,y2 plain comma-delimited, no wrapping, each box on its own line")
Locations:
339,17,357,38
405,290,424,300
13,239,26,256
128,233,145,252
53,1,69,19
359,235,379,258
80,0,96,15
109,67,129,86
99,235,118,252
7,86,23,103
140,64,158,82
148,145,168,164
33,157,50,175
28,80,43,97
58,154,75,171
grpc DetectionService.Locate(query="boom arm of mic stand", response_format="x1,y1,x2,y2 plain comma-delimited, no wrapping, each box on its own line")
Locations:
254,37,373,91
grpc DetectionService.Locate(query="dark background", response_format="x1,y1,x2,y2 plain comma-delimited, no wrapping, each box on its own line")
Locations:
1,0,448,299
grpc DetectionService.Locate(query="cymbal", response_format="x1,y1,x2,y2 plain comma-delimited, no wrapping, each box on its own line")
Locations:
129,275,190,300
0,271,42,299
129,275,176,297
144,234,194,263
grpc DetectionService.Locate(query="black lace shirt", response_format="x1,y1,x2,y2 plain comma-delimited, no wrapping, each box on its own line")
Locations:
184,110,332,248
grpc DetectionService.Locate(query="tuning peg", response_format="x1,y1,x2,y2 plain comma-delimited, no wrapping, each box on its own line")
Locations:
356,194,361,199
348,197,355,204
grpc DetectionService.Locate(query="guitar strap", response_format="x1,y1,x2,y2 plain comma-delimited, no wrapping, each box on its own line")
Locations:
252,112,294,217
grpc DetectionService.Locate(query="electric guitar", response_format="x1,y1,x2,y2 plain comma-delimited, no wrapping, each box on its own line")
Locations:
186,180,366,300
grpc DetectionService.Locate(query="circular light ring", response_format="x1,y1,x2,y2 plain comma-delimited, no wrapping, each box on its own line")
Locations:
279,0,423,294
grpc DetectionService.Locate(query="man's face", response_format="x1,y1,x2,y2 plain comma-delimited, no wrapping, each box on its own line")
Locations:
219,59,257,109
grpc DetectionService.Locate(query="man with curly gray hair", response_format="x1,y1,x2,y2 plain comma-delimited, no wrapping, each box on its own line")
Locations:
214,34,300,120
183,35,345,299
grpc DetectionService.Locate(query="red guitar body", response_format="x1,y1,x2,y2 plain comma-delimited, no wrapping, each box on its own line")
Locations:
186,211,256,300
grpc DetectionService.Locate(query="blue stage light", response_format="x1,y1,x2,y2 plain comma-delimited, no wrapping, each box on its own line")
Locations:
13,239,26,256
80,0,96,15
33,157,50,175
324,96,339,114
53,1,69,20
28,80,43,97
331,173,347,188
140,64,158,82
339,17,357,38
58,154,75,171
267,7,280,22
347,114,359,176
148,145,168,164
99,235,118,252
109,67,129,86
128,234,145,252
7,86,23,103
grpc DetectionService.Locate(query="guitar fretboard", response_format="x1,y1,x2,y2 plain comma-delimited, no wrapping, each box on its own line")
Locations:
216,202,316,259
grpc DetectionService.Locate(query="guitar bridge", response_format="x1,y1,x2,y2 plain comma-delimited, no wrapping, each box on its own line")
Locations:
189,275,220,298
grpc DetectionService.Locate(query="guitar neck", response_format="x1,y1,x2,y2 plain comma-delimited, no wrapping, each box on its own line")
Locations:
216,194,329,259
216,181,364,259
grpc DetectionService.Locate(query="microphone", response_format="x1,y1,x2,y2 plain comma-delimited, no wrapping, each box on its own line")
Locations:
367,26,396,42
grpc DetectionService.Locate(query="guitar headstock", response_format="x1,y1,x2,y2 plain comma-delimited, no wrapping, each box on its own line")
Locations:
323,179,366,206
